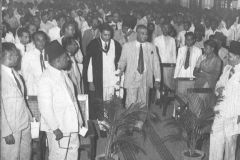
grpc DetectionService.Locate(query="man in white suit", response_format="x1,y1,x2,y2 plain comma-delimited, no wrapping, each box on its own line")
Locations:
174,32,202,93
118,25,161,108
1,42,32,160
154,22,176,90
38,40,83,160
209,41,240,160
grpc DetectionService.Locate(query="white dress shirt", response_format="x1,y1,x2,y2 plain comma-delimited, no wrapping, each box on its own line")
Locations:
177,30,191,47
21,47,48,95
205,28,221,40
40,21,54,34
48,26,61,41
15,42,34,57
154,35,176,63
174,45,202,78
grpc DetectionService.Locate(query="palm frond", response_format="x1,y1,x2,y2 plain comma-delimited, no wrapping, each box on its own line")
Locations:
145,121,175,160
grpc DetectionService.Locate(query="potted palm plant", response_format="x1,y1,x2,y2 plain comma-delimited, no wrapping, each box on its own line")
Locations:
96,95,176,160
164,94,214,160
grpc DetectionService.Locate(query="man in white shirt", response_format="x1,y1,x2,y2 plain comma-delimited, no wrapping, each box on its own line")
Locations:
39,11,54,34
15,28,31,57
209,41,240,160
21,31,48,160
177,21,192,47
48,14,66,41
1,42,32,160
205,19,221,40
109,12,122,31
38,40,83,160
62,36,83,95
174,32,202,93
58,21,84,74
154,22,176,90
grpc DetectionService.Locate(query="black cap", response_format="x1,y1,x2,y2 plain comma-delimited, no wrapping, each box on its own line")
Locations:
229,41,240,56
45,40,66,63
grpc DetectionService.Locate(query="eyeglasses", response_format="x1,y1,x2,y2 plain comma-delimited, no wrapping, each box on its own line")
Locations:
58,135,73,150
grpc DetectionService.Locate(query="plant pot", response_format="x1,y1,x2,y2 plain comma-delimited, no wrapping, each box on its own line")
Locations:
182,150,204,160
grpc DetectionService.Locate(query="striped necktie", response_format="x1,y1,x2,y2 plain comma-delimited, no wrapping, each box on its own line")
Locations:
12,69,22,94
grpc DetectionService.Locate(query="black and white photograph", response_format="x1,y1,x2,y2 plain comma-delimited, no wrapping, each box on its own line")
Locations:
1,0,240,160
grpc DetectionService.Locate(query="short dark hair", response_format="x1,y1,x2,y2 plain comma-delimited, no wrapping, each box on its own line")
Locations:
184,21,191,27
136,25,147,31
17,27,30,37
61,20,77,35
185,32,195,39
204,39,219,55
32,31,48,41
2,42,17,59
62,36,76,49
99,23,113,33
56,13,66,22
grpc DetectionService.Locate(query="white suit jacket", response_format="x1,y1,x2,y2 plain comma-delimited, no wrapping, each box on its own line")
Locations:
21,47,49,95
118,40,161,88
1,65,31,138
154,35,176,63
37,66,83,134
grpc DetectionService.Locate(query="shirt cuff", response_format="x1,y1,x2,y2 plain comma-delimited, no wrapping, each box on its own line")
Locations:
155,79,160,82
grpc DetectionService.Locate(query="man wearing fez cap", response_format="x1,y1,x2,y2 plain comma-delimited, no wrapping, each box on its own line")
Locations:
37,40,83,160
210,41,240,160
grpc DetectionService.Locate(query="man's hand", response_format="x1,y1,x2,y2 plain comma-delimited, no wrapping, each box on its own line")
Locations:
216,87,224,96
115,69,123,77
154,81,161,89
4,134,15,145
89,82,95,91
53,128,63,141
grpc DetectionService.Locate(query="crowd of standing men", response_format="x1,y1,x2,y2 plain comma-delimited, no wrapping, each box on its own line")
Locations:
1,0,240,160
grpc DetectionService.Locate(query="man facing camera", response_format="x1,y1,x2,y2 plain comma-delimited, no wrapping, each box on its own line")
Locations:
1,42,32,160
118,25,161,108
37,40,83,160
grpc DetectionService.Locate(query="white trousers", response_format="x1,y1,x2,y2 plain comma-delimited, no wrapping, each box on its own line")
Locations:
47,133,79,160
1,126,31,160
209,117,238,160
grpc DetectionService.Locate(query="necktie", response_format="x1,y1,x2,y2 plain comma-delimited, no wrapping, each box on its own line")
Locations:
116,24,118,30
12,69,22,94
228,67,235,79
104,42,108,51
184,47,191,69
71,57,82,93
137,44,144,74
40,53,46,72
63,72,76,101
24,45,27,52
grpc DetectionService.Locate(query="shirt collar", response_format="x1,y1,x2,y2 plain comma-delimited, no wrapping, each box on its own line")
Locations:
1,64,13,77
100,37,110,46
48,65,62,77
136,40,146,47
